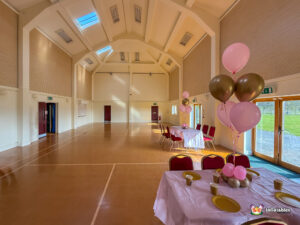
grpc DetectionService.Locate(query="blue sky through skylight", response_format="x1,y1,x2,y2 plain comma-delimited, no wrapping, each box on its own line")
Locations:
76,12,100,30
96,46,113,55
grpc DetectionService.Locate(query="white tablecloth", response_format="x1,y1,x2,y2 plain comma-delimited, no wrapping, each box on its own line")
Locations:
170,126,205,149
154,168,300,225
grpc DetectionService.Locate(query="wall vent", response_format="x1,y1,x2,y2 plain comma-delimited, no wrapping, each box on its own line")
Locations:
84,58,93,65
180,32,193,46
166,58,173,66
55,29,72,43
135,52,140,61
134,5,142,23
120,52,125,61
110,5,120,23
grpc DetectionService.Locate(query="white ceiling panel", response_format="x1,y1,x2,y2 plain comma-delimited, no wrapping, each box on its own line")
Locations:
194,0,236,18
150,1,179,48
37,11,86,55
168,15,206,57
5,0,44,10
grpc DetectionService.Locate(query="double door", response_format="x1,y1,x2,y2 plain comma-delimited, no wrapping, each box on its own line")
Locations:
252,97,300,173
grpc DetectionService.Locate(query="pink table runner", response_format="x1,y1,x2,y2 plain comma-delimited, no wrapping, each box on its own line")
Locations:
170,126,205,149
154,168,300,225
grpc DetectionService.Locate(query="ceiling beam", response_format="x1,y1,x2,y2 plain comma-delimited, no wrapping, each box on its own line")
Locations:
92,50,114,74
160,0,218,36
164,13,185,52
122,0,133,33
74,35,182,68
186,0,196,8
147,50,169,74
91,0,113,42
144,0,158,42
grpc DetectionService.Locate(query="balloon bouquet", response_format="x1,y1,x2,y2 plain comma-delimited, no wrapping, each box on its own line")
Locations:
179,91,193,129
209,42,265,188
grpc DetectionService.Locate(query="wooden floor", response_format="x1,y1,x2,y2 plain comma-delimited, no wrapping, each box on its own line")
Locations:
0,123,231,225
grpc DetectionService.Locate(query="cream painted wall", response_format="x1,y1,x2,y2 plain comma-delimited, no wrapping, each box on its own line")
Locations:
93,100,129,123
131,74,168,101
76,99,93,128
165,100,180,125
0,86,18,152
169,68,179,101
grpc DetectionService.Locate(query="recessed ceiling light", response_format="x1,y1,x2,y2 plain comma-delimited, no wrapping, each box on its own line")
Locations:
55,29,73,43
180,32,193,46
96,45,113,55
84,58,93,65
76,11,100,30
135,52,140,61
134,5,142,23
110,5,120,23
120,52,125,61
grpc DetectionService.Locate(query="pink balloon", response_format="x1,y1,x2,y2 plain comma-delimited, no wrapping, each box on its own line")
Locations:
185,106,192,113
182,91,190,98
179,105,186,112
222,43,250,74
217,101,236,128
229,102,261,133
222,163,234,177
233,166,247,180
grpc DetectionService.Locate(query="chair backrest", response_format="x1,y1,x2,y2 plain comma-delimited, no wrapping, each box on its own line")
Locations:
241,217,288,225
169,154,194,171
226,153,251,168
201,154,225,170
196,124,201,130
208,126,216,138
202,125,209,135
159,123,163,134
166,126,170,135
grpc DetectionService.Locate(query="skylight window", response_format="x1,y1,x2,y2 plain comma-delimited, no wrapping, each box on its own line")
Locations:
96,46,113,55
76,12,100,30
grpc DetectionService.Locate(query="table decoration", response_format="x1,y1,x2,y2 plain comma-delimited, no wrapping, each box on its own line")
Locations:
210,183,218,195
186,175,193,186
274,179,283,190
182,171,201,180
275,192,300,208
211,195,241,213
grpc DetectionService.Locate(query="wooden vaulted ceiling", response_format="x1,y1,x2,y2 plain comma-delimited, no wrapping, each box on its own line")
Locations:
5,0,237,73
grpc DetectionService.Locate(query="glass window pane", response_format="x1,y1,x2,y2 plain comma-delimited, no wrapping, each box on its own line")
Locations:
255,102,275,158
282,100,300,167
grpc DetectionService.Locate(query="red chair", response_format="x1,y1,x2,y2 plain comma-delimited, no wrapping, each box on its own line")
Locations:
169,154,194,171
204,126,216,150
226,153,251,168
161,125,171,146
196,124,201,130
241,217,287,225
202,125,209,136
170,134,183,150
201,154,225,170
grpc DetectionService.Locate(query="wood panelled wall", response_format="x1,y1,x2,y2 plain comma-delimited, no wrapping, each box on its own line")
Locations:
183,36,211,96
30,29,72,96
169,67,179,100
220,0,300,79
0,1,17,88
77,64,92,100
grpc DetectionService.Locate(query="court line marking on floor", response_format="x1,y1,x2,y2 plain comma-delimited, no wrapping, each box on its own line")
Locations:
0,133,85,180
28,162,168,166
90,163,116,225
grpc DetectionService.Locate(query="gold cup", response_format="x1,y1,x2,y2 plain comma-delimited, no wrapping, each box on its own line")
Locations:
210,183,218,195
246,172,253,182
274,179,283,190
213,173,220,184
186,175,193,186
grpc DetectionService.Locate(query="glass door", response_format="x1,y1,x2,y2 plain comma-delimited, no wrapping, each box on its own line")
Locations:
280,99,300,172
253,101,276,162
252,97,300,173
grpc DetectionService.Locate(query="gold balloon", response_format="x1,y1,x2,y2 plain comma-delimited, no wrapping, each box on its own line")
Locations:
209,75,235,103
235,73,265,102
182,98,189,106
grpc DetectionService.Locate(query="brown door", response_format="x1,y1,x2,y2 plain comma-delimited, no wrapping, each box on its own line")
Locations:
38,102,47,137
104,105,111,122
151,106,159,121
